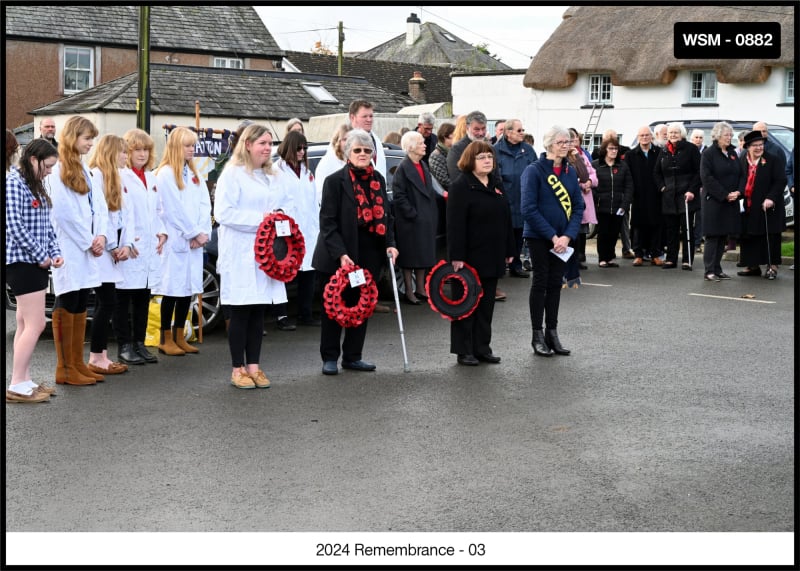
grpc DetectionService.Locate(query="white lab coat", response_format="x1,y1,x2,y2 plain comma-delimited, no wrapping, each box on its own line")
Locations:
368,131,387,178
314,145,345,206
152,164,211,297
117,167,164,290
214,164,292,305
90,168,136,284
47,161,107,295
275,159,319,271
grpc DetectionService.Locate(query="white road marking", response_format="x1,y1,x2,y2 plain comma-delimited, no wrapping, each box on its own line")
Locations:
689,293,776,304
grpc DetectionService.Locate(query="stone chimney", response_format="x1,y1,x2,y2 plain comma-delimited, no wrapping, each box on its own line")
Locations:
408,71,426,104
406,13,421,46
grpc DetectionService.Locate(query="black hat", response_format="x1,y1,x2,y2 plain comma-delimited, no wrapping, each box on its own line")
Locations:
743,130,766,148
425,260,483,321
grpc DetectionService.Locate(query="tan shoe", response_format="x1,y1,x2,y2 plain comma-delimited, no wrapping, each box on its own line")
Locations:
88,362,128,375
34,383,57,396
158,329,185,356
373,303,391,313
632,257,643,266
249,370,271,389
231,368,255,389
7,388,50,403
651,257,664,266
172,327,199,354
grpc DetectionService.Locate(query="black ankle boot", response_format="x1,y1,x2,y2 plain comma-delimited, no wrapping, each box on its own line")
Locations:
118,343,146,365
531,330,554,356
545,329,571,355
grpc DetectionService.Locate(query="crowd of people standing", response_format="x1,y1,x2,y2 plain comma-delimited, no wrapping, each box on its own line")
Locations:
5,109,793,401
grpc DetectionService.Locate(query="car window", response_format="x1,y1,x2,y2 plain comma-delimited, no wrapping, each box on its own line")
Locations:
767,128,793,158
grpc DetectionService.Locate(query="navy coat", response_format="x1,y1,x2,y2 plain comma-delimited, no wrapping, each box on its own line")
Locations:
521,158,585,242
494,138,537,228
699,142,743,237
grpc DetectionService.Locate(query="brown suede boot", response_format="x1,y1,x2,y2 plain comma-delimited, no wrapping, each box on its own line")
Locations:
53,308,96,385
72,311,104,381
172,327,199,353
158,329,185,356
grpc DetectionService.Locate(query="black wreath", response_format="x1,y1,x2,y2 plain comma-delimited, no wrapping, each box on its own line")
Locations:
424,260,483,321
323,265,379,328
254,212,305,283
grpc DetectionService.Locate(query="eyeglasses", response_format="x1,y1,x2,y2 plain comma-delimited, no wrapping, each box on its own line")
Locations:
351,147,373,155
296,145,308,152
607,147,619,151
749,143,764,148
554,140,570,146
513,129,525,133
476,153,494,161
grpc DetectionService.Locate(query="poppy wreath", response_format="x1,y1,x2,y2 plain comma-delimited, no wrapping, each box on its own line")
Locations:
323,264,379,328
424,260,483,322
254,212,305,283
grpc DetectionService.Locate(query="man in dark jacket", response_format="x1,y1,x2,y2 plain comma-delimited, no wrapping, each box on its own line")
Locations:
415,112,437,165
625,126,664,265
447,110,488,181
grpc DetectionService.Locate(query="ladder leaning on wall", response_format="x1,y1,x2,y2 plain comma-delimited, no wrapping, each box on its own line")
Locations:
582,103,605,152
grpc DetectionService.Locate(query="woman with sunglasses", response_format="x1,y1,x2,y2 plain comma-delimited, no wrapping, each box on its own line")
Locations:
274,130,320,327
311,129,398,376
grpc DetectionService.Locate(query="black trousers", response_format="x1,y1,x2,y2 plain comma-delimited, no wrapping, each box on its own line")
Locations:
527,238,566,331
271,269,316,321
160,296,191,331
632,223,664,259
228,304,265,367
508,227,524,272
663,213,695,265
449,276,497,356
112,288,151,345
90,282,116,353
596,212,624,262
54,288,90,313
703,235,726,275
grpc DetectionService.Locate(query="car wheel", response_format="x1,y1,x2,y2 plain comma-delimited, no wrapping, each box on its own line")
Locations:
190,262,222,334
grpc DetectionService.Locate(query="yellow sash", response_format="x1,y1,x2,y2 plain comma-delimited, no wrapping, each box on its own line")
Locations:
547,174,572,220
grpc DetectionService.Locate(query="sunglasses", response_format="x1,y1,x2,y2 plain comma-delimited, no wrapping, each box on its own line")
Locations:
296,145,308,152
351,147,373,155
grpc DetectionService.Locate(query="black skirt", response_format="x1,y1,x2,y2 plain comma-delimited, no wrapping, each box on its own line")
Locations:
6,262,49,296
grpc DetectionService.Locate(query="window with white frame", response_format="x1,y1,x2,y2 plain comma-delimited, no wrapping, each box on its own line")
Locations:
588,74,612,104
213,57,243,69
64,46,93,94
785,68,794,103
689,71,717,102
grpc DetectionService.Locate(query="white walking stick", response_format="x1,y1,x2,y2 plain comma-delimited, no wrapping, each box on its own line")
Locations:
684,201,693,267
387,252,410,372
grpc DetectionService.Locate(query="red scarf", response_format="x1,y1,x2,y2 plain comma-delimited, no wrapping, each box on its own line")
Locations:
744,157,758,211
667,141,676,155
348,163,387,236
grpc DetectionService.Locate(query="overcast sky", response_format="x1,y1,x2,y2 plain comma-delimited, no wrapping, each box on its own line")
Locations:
254,5,567,69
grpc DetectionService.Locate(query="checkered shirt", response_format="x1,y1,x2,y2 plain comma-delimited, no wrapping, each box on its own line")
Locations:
5,167,61,265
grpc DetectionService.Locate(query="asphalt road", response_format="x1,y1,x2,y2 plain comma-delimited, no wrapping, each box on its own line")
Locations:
4,249,794,562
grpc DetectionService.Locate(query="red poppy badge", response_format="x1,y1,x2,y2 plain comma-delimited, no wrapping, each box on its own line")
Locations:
31,199,40,209
192,175,200,185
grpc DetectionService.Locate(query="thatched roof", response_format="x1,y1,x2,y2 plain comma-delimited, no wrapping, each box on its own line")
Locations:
523,5,794,89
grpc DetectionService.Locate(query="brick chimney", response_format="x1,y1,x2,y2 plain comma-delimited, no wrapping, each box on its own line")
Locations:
408,71,427,104
406,13,421,46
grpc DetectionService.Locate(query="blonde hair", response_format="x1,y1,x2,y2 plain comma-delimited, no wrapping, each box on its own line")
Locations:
330,123,353,161
156,127,200,189
88,134,126,211
123,128,156,170
59,115,99,195
452,115,467,141
227,124,275,175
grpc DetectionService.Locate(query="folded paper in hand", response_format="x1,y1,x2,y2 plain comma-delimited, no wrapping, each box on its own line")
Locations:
549,246,574,262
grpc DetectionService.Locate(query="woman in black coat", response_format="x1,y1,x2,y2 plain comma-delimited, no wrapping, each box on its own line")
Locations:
654,122,702,269
392,131,438,304
311,129,399,376
699,122,742,281
736,130,787,280
446,141,515,366
591,137,634,267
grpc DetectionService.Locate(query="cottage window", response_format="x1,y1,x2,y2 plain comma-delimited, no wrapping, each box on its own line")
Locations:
63,46,93,94
689,71,717,102
785,69,794,103
588,75,612,104
214,57,243,69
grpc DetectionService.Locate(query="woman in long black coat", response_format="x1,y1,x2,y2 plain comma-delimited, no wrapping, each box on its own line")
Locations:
699,122,743,281
591,137,634,267
654,122,701,269
447,141,515,366
392,131,438,304
736,130,787,280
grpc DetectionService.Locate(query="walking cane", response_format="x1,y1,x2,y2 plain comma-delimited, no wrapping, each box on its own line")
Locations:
684,199,693,268
764,205,773,275
387,252,410,372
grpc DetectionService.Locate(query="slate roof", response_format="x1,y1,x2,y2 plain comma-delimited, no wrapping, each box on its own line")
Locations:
284,50,452,104
30,64,416,119
357,21,511,72
4,5,283,57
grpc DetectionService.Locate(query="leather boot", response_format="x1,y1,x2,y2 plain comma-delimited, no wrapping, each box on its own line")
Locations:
158,329,185,356
118,342,146,365
53,308,96,385
172,327,199,353
72,311,104,381
531,330,554,357
134,341,158,363
545,329,571,355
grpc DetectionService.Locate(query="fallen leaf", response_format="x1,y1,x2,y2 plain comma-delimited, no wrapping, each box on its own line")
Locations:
741,294,756,299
